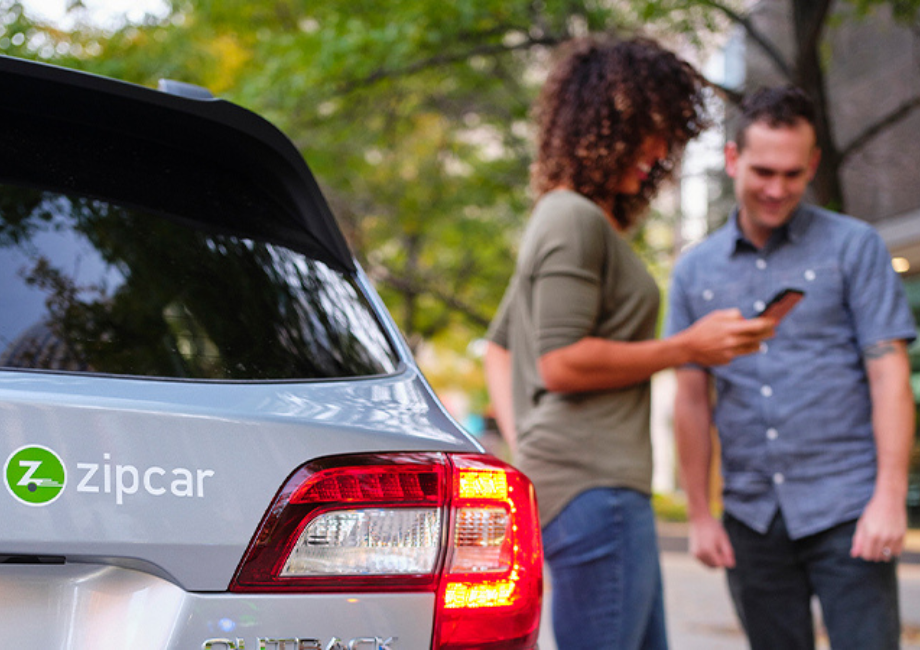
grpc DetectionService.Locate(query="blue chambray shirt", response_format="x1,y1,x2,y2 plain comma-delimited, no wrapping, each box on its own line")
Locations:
666,204,917,539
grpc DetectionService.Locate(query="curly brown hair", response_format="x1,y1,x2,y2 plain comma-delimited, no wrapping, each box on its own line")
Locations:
531,36,709,229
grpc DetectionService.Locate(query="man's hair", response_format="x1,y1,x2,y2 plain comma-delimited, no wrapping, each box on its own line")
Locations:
735,85,816,150
530,36,708,229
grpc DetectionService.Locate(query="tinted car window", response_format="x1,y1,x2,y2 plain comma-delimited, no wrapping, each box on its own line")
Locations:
0,185,398,380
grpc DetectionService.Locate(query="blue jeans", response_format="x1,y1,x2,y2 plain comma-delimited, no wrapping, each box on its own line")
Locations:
725,511,900,650
542,488,668,650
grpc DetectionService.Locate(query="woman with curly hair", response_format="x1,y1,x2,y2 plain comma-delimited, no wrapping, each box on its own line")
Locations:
484,37,772,649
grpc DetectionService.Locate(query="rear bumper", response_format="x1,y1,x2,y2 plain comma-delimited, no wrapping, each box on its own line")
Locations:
0,563,435,649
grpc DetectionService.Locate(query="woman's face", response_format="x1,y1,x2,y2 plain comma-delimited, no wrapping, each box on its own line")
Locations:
616,135,669,195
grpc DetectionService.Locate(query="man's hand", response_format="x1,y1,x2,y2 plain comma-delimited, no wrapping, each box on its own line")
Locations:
689,515,736,569
680,309,774,367
851,492,907,562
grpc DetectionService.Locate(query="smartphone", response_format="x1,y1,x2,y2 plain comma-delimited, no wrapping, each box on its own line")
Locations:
757,288,805,322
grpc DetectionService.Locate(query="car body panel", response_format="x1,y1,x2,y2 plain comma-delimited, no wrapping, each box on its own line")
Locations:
0,563,435,648
0,366,479,591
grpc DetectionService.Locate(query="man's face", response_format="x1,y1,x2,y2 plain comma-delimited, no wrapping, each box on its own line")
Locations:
725,119,820,246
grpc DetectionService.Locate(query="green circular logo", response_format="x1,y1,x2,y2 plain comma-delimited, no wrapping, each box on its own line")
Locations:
5,445,67,506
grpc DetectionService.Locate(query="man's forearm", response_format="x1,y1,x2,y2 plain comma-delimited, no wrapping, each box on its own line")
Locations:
851,339,914,560
674,368,716,520
865,340,915,501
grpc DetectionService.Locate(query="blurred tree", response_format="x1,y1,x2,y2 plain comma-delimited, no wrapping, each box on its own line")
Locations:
5,0,917,353
5,0,666,353
0,1,543,349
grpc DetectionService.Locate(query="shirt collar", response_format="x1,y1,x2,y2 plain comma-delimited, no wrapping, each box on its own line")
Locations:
728,204,811,256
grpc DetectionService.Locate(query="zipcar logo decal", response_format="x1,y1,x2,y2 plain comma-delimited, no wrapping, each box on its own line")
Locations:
4,447,215,506
5,445,66,506
76,453,216,505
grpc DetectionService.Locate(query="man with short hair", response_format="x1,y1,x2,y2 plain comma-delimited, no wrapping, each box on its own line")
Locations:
666,85,916,649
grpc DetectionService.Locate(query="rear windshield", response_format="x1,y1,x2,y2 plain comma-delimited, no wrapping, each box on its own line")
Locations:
0,185,399,380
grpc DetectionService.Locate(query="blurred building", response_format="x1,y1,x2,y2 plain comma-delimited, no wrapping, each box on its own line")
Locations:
743,1,920,246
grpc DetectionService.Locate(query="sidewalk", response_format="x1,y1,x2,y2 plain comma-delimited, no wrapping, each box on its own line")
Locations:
537,524,920,650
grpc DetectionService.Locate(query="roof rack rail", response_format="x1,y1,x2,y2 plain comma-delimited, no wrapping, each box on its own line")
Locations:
157,78,214,100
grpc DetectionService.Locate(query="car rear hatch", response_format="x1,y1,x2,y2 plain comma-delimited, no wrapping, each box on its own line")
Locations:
0,56,542,649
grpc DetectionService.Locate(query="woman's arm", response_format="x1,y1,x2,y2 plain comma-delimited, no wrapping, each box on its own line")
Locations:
539,309,772,393
484,341,518,452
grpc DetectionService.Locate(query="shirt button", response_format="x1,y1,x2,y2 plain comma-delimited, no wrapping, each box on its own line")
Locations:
767,428,778,440
754,300,766,312
761,385,773,397
702,289,714,301
804,270,816,281
756,259,767,270
761,342,769,354
773,473,785,485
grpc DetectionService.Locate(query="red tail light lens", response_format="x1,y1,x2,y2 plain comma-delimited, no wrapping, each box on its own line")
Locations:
230,452,543,650
435,454,543,650
231,453,448,592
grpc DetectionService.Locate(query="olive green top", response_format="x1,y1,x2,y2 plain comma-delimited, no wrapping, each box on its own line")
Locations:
488,189,660,525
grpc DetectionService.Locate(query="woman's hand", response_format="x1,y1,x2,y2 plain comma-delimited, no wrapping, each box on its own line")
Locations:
679,309,774,367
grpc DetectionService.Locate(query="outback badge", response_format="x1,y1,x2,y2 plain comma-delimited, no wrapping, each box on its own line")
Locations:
202,636,397,650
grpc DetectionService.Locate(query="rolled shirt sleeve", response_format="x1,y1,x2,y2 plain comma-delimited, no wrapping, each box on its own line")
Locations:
531,209,609,356
843,226,917,350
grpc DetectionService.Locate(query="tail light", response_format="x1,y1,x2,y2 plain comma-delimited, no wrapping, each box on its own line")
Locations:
230,452,543,650
435,454,543,650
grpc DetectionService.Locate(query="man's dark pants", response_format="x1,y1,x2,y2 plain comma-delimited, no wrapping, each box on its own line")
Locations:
724,511,900,649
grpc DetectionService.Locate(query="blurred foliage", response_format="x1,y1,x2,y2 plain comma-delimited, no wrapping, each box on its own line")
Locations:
850,0,920,19
652,492,690,522
3,0,918,405
1,0,687,390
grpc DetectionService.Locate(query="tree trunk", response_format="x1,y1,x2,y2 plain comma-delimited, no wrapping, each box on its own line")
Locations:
791,0,846,210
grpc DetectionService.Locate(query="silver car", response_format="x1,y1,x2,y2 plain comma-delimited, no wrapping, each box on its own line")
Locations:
0,55,542,649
